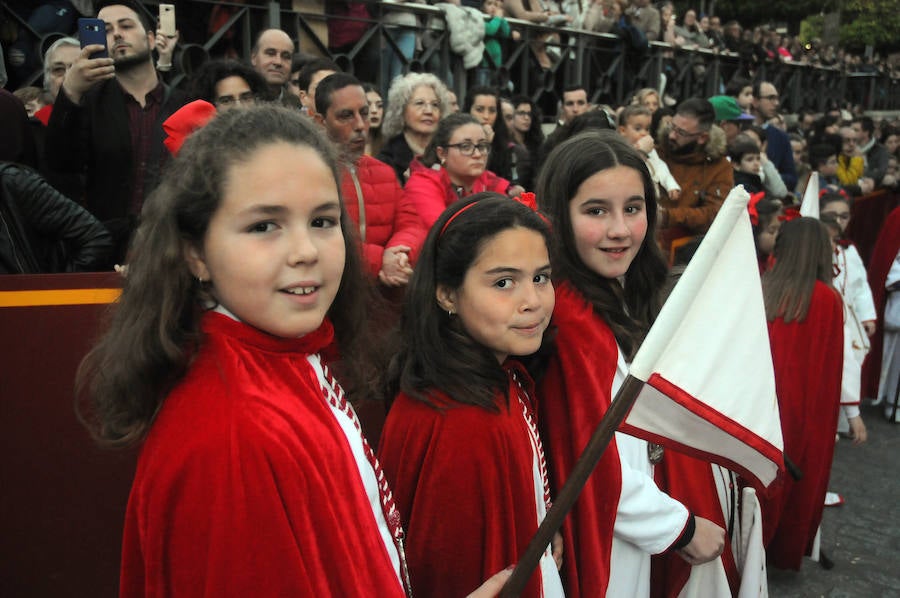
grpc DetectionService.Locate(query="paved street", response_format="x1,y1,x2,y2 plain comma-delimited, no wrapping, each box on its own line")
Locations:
767,404,900,597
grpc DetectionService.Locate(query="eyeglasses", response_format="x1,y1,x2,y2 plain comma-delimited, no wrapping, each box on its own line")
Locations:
514,110,533,118
215,92,257,107
670,123,702,138
410,99,441,112
842,137,857,145
445,141,491,156
759,94,779,102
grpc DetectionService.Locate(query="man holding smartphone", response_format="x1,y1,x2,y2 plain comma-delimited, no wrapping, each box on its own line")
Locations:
44,0,187,265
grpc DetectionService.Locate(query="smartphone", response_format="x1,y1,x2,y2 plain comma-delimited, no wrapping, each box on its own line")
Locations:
159,4,176,37
77,17,108,59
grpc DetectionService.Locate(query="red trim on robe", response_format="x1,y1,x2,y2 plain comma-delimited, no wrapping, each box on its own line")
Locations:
378,363,547,598
759,282,844,570
538,283,622,598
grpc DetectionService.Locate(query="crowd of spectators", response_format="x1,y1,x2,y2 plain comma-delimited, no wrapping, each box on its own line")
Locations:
1,7,898,596
0,0,898,275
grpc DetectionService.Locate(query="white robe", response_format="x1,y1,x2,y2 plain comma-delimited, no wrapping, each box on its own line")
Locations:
833,244,876,428
879,251,900,420
614,347,766,598
609,350,689,597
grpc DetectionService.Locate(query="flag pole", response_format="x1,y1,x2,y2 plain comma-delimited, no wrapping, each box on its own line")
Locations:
500,375,646,597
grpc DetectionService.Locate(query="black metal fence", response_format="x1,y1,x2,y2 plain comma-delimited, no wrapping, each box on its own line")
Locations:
3,0,898,116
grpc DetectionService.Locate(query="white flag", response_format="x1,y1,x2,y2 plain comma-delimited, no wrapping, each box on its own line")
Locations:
800,172,820,218
621,186,784,487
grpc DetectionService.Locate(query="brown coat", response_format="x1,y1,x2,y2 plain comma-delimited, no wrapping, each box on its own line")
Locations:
657,124,733,241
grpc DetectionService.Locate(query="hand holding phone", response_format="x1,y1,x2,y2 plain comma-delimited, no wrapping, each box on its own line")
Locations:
64,19,115,103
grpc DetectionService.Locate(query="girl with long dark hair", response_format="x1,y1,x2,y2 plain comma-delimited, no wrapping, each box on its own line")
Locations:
536,130,726,597
380,193,563,598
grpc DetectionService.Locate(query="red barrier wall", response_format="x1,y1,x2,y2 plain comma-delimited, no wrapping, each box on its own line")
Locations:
0,273,131,597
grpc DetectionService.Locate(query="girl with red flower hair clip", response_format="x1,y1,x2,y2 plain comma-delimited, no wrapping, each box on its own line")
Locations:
748,192,784,274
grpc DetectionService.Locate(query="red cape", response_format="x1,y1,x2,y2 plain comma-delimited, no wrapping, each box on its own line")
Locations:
862,206,900,399
760,282,844,570
121,313,404,596
538,283,622,598
378,364,547,598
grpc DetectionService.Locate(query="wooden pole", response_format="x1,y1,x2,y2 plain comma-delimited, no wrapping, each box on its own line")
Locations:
500,375,646,597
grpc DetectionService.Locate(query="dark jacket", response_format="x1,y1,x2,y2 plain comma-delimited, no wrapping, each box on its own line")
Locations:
733,170,765,194
764,125,798,191
44,78,187,260
377,134,417,185
862,140,890,186
0,163,113,274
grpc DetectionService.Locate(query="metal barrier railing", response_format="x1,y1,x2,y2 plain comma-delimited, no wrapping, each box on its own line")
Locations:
3,0,898,115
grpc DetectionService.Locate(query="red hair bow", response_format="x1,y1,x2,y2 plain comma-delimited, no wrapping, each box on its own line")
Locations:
818,187,848,199
513,191,551,227
780,205,801,222
514,191,538,211
163,100,217,156
747,191,765,226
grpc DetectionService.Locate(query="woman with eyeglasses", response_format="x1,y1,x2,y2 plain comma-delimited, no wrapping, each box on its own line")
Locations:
378,73,450,185
404,113,512,230
189,59,267,112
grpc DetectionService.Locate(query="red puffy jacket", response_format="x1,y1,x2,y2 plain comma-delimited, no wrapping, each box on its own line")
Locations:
340,155,426,278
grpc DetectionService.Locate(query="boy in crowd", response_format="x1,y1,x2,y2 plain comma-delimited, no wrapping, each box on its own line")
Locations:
729,134,764,193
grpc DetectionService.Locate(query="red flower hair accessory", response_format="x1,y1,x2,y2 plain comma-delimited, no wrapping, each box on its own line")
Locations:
780,206,801,222
163,100,217,156
819,187,848,199
747,191,765,226
514,191,538,211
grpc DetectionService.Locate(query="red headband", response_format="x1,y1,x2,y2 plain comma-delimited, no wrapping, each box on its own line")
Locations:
438,192,547,237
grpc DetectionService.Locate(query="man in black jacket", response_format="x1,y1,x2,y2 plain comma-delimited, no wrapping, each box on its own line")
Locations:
45,0,186,264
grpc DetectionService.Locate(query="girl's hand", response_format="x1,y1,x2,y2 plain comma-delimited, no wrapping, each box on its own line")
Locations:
849,416,868,444
466,567,513,597
506,185,526,198
667,189,681,201
862,319,876,337
677,516,725,565
552,531,564,570
379,246,413,287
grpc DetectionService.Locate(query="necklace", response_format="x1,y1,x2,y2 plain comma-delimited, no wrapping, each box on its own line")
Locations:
314,358,413,598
